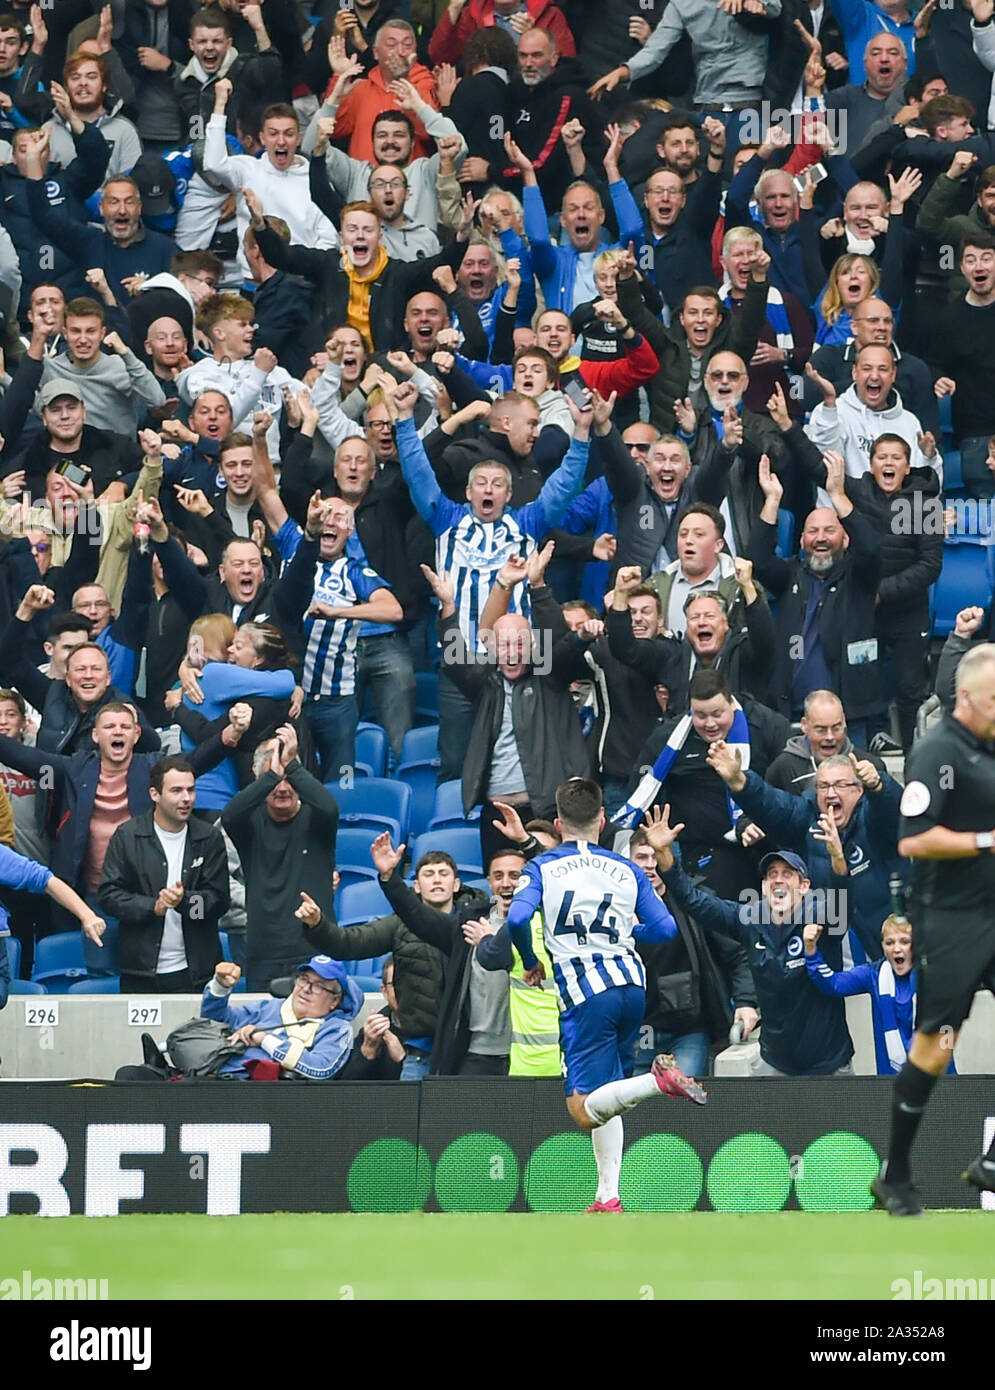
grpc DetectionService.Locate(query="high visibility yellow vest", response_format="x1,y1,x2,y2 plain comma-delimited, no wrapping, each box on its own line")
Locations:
508,912,562,1077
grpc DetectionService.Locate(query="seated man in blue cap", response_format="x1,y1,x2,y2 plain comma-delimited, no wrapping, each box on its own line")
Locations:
201,954,364,1080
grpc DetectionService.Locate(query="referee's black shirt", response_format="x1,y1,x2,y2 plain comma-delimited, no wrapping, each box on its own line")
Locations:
899,712,995,910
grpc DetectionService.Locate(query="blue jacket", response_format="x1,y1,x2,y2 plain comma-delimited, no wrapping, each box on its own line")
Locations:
200,975,364,1080
180,662,296,811
829,0,916,80
0,844,52,1004
725,156,826,307
662,857,853,1076
558,476,615,608
731,768,904,958
523,180,646,312
804,951,956,1075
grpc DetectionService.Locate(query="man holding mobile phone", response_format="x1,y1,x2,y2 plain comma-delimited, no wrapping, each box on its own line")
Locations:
6,380,141,505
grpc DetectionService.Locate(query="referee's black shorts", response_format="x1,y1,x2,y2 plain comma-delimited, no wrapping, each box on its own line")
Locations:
916,906,995,1035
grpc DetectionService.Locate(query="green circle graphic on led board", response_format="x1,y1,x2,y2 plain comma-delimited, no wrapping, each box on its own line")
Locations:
706,1133,792,1212
619,1134,704,1211
795,1132,879,1211
347,1138,433,1212
434,1133,520,1212
525,1132,599,1212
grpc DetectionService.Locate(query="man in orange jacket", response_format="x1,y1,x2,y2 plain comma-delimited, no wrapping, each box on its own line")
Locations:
330,20,438,163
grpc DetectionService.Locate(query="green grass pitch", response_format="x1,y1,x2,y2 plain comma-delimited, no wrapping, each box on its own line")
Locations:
2,1211,993,1300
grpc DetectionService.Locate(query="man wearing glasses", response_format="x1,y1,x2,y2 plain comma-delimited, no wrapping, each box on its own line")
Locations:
707,741,904,961
202,954,363,1080
366,165,440,262
804,297,938,438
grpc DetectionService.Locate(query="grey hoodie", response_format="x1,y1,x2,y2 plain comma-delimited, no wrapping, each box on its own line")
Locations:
46,101,142,181
764,734,884,797
38,348,165,436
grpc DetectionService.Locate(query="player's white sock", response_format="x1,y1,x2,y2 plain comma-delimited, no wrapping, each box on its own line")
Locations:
591,1115,623,1203
583,1074,659,1126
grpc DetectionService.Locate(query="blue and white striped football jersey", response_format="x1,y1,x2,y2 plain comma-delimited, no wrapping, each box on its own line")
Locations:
396,416,590,652
436,516,533,650
302,557,388,697
507,841,677,1010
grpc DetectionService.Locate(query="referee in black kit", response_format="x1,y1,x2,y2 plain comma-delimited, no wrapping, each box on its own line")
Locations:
872,642,995,1215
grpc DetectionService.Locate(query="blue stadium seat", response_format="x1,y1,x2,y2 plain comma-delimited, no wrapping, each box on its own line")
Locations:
397,758,442,839
943,450,964,492
460,876,492,897
428,779,480,831
3,936,21,980
31,932,88,991
9,979,47,994
335,825,384,867
343,953,389,992
930,541,994,637
327,777,412,843
411,826,483,878
355,723,388,777
938,391,954,444
414,671,439,725
334,827,384,893
400,724,439,764
68,976,120,993
336,879,392,927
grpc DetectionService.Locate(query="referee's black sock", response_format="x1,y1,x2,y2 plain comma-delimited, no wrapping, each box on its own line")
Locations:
883,1061,938,1185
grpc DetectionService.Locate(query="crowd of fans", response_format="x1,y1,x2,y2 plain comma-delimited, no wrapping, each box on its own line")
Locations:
0,0,990,1083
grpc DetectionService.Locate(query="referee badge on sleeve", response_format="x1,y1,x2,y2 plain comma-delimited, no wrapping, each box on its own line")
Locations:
899,781,931,817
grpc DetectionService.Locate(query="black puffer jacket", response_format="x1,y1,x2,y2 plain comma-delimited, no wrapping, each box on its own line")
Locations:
433,428,545,508
378,871,500,1075
306,881,490,1046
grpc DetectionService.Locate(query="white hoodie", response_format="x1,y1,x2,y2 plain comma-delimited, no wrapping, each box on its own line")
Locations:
806,384,943,492
204,114,339,275
175,356,305,462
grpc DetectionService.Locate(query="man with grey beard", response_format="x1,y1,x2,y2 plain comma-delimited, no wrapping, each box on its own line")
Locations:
745,450,885,746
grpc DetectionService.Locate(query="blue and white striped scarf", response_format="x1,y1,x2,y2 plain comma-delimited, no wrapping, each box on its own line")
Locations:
611,702,751,852
876,959,912,1073
720,278,793,356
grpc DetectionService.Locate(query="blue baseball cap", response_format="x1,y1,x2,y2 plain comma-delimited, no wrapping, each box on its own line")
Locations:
758,850,810,880
295,955,348,989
